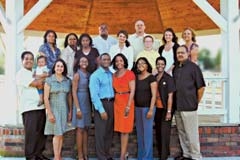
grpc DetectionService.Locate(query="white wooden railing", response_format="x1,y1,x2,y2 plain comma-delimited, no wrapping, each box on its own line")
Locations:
198,77,228,122
0,75,229,124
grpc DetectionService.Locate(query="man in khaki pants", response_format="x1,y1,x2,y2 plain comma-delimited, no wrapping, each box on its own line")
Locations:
173,45,205,160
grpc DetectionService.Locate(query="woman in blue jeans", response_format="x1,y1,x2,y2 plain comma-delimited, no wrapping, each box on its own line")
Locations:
134,57,157,160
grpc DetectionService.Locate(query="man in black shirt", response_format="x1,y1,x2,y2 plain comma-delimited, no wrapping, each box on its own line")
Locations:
173,45,205,160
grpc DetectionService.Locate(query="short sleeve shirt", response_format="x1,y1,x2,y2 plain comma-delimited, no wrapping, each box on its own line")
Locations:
135,74,156,107
173,60,205,111
16,68,45,114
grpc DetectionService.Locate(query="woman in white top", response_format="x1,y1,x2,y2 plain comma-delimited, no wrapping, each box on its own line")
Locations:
61,33,79,79
158,28,179,75
109,30,134,71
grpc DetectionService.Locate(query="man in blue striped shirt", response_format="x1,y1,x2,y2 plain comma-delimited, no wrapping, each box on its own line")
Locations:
89,53,114,160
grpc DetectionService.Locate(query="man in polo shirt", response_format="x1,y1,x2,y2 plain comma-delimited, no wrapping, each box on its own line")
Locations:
173,45,205,160
93,23,117,55
16,51,49,160
89,53,114,160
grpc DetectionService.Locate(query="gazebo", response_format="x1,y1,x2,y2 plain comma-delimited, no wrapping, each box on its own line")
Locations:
0,0,239,124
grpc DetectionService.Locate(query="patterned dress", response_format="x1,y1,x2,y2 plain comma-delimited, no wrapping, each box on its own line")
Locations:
113,70,135,133
44,75,71,135
72,69,91,128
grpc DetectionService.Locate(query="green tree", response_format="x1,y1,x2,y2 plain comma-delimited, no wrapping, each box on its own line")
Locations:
0,54,4,74
214,49,221,71
198,48,214,70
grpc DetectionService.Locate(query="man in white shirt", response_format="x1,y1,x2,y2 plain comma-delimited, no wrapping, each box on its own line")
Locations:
93,23,117,55
16,51,49,160
128,19,160,60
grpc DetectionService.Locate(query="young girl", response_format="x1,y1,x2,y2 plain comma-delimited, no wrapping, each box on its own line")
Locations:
72,56,92,160
34,55,49,106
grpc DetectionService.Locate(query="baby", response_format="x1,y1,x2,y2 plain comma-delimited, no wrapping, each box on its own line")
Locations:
34,55,49,106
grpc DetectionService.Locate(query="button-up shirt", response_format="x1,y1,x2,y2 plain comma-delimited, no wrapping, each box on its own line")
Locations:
61,45,78,79
39,43,61,70
173,60,205,111
109,44,134,71
89,67,114,113
93,35,117,55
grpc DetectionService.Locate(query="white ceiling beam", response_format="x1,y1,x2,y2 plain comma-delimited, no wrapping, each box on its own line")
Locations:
17,0,52,33
193,0,227,31
0,3,8,33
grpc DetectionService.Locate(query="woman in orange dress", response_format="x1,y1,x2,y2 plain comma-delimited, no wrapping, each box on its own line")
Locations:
112,53,135,160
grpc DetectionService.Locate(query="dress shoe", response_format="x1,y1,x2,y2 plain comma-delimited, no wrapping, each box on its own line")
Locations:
174,156,193,160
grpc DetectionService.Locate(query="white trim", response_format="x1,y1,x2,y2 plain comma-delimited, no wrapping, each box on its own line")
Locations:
17,0,52,33
0,3,8,32
226,0,240,123
193,0,227,31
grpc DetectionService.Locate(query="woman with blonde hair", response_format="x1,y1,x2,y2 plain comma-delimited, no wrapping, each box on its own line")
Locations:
182,27,199,64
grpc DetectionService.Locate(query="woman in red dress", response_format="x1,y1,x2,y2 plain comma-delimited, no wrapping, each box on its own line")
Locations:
112,53,135,160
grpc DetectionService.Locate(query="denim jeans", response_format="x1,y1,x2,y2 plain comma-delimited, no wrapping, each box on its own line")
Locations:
135,107,156,160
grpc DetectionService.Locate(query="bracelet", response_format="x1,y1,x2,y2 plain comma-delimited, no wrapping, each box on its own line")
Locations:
167,110,171,113
77,108,81,112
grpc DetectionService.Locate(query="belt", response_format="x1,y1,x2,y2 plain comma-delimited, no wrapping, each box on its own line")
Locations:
100,97,114,102
115,91,130,95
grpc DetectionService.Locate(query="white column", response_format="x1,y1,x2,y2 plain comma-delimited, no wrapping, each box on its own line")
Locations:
193,0,240,123
220,0,240,123
3,0,52,125
4,0,24,125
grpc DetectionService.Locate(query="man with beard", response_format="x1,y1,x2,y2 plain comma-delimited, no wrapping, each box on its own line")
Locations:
93,23,117,55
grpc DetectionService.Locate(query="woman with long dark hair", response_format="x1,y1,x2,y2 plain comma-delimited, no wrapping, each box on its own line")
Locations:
61,33,79,79
39,29,61,71
158,28,179,75
109,30,134,70
75,33,99,74
44,59,72,160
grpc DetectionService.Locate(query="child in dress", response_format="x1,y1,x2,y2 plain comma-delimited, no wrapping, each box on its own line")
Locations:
34,55,49,106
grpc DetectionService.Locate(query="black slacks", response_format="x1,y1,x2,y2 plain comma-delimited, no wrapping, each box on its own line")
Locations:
94,100,114,160
154,108,173,160
22,109,46,159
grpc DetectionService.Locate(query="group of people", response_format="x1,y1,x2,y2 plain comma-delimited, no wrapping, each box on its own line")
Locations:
16,19,205,160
